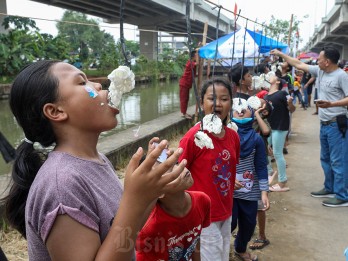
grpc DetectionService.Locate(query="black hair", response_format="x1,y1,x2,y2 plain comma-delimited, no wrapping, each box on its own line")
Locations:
255,63,268,75
322,45,340,64
277,77,285,90
200,77,232,125
275,69,282,78
286,63,293,73
228,64,249,86
190,50,197,59
1,60,60,237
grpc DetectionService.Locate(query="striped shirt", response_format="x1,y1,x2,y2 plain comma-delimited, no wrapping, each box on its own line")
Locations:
234,147,268,201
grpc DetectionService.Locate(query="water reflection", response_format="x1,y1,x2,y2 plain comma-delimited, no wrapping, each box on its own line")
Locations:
0,79,195,175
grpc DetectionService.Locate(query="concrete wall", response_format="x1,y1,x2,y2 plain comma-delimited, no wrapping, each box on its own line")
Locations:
139,28,158,61
0,84,11,100
0,0,6,34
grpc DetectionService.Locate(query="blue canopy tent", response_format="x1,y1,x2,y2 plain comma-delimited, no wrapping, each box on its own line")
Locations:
199,28,288,65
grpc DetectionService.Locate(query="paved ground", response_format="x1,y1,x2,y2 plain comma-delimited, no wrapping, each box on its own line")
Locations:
244,106,348,261
1,105,348,261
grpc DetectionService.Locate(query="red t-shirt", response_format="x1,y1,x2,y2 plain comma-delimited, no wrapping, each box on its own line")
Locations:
256,90,268,99
179,124,240,222
179,60,197,87
136,191,211,261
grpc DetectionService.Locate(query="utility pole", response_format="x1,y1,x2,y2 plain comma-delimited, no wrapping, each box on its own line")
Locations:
287,14,293,55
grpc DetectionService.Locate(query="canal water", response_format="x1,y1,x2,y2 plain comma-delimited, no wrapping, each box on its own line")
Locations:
0,79,196,175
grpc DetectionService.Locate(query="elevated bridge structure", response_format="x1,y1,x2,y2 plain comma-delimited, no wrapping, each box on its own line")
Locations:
1,0,235,60
304,0,348,61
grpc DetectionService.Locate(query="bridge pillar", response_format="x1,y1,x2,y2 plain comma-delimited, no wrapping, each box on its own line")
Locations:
139,26,158,61
0,0,7,33
340,44,348,62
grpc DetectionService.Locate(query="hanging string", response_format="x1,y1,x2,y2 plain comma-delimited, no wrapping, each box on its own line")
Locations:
185,0,203,124
230,9,241,83
229,6,240,120
119,0,131,67
228,4,241,121
253,20,257,75
238,19,249,100
211,5,223,115
211,6,222,78
253,24,265,96
256,23,265,71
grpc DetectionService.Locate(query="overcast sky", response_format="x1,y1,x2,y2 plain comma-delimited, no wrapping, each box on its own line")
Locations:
5,0,335,49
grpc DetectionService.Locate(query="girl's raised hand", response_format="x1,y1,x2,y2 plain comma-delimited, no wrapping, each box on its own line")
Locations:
123,140,186,207
255,103,266,115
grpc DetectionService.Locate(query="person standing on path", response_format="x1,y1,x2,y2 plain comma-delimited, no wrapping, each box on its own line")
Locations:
264,74,295,192
300,62,316,108
271,45,348,207
179,50,198,120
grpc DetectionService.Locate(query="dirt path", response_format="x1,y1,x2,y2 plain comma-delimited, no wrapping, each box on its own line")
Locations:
1,106,348,261
246,107,348,261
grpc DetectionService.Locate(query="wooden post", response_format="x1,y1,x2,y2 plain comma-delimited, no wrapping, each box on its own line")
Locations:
195,22,208,118
287,14,293,54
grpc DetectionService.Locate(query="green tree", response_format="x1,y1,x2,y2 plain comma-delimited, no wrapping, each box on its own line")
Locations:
57,11,106,61
0,17,40,75
125,40,139,57
98,33,120,72
265,15,302,54
2,17,38,31
0,16,71,77
36,33,70,60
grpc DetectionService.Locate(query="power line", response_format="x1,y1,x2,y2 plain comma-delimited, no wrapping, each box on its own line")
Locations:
0,12,203,37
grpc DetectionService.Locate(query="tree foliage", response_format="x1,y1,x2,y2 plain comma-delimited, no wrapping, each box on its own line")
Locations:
265,15,302,52
0,17,70,76
125,40,140,57
98,33,120,72
57,11,106,61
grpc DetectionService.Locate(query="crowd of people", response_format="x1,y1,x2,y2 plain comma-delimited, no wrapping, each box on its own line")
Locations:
0,43,347,261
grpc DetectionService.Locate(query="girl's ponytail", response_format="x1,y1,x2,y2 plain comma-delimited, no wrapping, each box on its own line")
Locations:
1,60,59,237
4,142,45,237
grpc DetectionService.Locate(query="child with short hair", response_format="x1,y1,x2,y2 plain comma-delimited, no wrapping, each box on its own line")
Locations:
229,63,253,99
230,99,270,261
136,164,211,261
292,80,306,109
249,98,274,251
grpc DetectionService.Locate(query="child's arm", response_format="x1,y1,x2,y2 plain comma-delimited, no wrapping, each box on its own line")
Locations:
254,104,271,136
287,96,296,113
47,141,186,261
261,190,270,211
191,239,201,261
254,137,270,210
